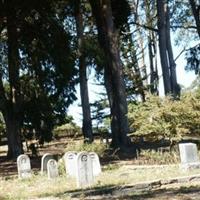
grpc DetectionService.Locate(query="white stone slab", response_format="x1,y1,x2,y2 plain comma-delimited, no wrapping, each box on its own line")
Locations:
63,151,77,177
47,159,59,179
179,143,200,170
76,151,94,188
17,154,32,179
41,153,54,174
89,152,101,176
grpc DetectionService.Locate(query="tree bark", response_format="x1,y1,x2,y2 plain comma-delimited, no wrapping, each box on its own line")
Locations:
74,0,93,142
166,4,180,97
6,6,23,158
157,0,172,95
148,33,159,95
144,0,159,95
89,0,131,149
157,0,180,97
189,0,200,38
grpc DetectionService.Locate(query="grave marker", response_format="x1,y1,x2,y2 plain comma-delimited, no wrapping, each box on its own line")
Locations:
63,151,77,177
179,143,200,170
17,154,32,179
89,152,101,176
41,153,54,174
76,151,94,188
47,159,59,179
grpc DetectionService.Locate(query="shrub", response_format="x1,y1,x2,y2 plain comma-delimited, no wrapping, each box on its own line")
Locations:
136,149,180,165
53,122,81,137
65,142,109,158
128,91,200,143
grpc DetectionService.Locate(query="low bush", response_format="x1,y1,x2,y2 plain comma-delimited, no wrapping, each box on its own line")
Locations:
136,149,180,165
64,142,109,157
128,91,200,144
53,122,81,137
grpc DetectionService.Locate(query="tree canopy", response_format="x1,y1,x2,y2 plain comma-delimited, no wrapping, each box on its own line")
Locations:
0,0,199,158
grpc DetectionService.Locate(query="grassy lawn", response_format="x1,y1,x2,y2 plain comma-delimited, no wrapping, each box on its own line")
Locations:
1,139,200,199
1,163,200,200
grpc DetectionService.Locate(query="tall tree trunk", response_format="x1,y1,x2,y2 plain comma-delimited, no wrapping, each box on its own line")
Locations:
4,110,23,159
75,0,93,142
166,4,180,97
189,0,200,38
6,6,23,158
89,0,132,150
148,33,159,95
157,0,179,97
136,29,146,101
144,0,159,95
157,0,172,95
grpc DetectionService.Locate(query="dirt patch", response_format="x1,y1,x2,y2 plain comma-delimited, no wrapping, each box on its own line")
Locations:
0,137,69,177
69,183,200,200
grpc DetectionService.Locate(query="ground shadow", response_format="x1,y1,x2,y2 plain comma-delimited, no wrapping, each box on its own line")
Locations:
55,184,200,200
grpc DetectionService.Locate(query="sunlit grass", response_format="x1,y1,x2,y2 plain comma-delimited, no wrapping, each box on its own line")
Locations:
1,163,200,200
1,141,200,199
0,174,74,200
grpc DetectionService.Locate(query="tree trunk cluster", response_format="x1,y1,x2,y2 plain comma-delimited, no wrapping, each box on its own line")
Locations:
89,0,132,149
157,0,180,98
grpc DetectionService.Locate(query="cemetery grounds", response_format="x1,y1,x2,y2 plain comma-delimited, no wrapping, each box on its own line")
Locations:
1,136,200,199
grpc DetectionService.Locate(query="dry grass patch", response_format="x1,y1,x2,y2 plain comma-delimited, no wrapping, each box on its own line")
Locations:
96,164,200,186
1,163,200,199
0,175,74,200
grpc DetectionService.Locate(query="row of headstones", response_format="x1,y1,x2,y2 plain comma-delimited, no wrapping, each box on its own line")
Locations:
17,153,59,180
63,151,101,187
17,142,200,186
17,151,101,188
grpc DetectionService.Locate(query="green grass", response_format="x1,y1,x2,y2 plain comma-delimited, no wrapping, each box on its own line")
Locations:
1,142,200,200
1,162,200,200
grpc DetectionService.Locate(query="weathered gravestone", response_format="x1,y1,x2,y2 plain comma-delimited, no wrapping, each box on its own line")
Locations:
63,151,77,177
41,153,55,174
179,143,200,170
17,154,32,179
76,151,94,188
89,152,101,176
47,159,59,179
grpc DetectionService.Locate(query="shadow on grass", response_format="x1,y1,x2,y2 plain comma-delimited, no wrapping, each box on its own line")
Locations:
53,184,200,200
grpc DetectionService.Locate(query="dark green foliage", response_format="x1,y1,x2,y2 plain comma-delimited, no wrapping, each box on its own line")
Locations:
91,96,110,132
0,0,78,146
111,0,131,30
185,44,200,75
0,0,199,155
128,91,200,143
19,20,77,142
120,26,147,101
170,0,198,44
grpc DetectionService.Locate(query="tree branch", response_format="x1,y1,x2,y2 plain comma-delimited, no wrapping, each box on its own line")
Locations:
129,21,158,32
175,43,200,61
171,25,197,30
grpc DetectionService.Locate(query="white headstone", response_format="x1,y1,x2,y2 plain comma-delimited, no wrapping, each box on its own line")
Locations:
89,152,101,176
63,151,77,177
41,153,54,174
47,159,59,179
179,143,200,170
17,154,32,179
76,152,94,188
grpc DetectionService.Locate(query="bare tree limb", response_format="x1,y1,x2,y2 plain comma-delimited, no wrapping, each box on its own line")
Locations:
175,43,200,61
